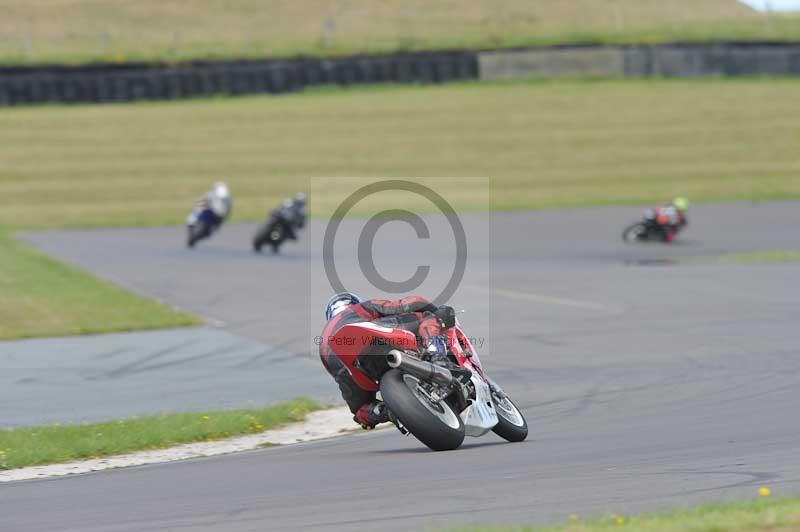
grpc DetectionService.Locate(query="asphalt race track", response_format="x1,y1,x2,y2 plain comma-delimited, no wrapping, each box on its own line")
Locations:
0,328,335,427
5,202,800,531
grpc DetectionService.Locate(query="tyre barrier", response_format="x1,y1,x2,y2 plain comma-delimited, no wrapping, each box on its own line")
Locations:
0,51,479,106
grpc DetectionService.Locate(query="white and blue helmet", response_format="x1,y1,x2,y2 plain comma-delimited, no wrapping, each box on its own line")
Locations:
325,292,360,320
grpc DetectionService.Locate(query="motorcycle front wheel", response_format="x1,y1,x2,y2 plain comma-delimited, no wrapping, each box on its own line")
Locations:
252,228,266,252
253,222,285,253
622,223,648,243
491,392,528,442
268,226,284,253
187,223,209,248
380,369,465,451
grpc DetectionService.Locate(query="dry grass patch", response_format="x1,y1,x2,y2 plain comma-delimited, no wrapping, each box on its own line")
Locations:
1,0,796,64
1,79,799,228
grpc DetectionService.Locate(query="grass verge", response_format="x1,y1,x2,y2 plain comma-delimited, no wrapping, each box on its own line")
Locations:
0,0,797,65
0,231,199,340
0,398,323,470
707,249,800,264
451,494,800,532
2,78,799,227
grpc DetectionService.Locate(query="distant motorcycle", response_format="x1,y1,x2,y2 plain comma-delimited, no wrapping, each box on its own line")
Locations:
329,316,528,451
622,209,683,243
186,209,219,248
252,211,293,253
623,200,689,244
186,183,232,248
253,199,305,253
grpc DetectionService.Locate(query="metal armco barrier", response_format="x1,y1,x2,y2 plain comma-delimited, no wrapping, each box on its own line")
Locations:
478,42,800,80
0,51,479,106
622,42,800,77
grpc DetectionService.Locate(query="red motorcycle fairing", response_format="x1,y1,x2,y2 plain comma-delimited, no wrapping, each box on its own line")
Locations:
443,326,486,379
329,322,419,392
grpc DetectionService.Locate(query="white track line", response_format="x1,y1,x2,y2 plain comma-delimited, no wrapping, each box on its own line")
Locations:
0,407,354,483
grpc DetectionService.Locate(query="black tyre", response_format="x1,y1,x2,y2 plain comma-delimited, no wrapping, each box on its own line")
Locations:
622,223,647,243
253,222,284,254
268,226,284,253
491,392,528,442
380,369,465,451
252,229,267,253
187,224,207,248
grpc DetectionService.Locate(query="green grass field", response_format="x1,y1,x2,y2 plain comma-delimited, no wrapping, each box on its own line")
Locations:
0,230,199,340
451,495,800,532
0,398,322,470
2,78,799,229
711,249,800,264
1,0,798,65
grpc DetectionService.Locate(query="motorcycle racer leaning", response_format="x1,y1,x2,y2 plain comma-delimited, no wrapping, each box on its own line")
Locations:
270,193,307,241
319,293,453,429
291,192,307,229
190,182,232,230
649,197,689,242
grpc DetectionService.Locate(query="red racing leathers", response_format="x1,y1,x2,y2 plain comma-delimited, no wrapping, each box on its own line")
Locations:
319,296,442,427
652,206,688,242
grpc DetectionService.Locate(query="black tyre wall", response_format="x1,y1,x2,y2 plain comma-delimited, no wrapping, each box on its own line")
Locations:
0,51,479,105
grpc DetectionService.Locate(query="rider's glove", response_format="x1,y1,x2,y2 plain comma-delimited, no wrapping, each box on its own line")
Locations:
425,336,448,364
434,305,456,329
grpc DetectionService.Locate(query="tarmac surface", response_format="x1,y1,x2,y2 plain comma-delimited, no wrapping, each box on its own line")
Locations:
4,202,800,531
0,328,334,427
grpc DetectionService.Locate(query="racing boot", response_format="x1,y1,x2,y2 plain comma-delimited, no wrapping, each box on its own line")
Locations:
353,401,390,430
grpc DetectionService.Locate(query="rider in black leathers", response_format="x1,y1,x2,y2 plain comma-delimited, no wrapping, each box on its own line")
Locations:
271,192,306,241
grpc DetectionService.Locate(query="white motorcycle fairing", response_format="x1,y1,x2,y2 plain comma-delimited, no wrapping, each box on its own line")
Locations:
460,374,499,437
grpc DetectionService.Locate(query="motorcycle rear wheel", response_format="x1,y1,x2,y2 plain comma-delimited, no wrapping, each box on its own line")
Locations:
380,369,465,451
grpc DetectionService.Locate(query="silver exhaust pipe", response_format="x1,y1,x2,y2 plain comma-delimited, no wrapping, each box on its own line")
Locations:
387,350,453,386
